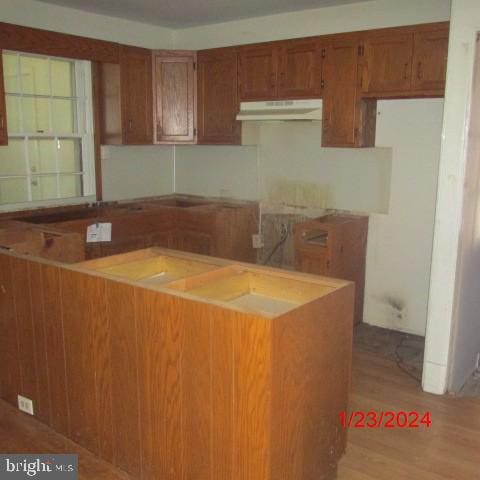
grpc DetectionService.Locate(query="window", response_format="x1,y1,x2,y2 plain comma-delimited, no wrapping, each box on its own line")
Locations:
0,51,95,207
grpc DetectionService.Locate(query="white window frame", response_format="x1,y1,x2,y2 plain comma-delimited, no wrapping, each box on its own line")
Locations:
0,50,96,212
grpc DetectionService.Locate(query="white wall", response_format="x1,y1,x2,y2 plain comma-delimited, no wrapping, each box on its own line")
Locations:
1,0,176,202
424,0,480,394
101,146,174,201
173,0,451,49
366,99,443,335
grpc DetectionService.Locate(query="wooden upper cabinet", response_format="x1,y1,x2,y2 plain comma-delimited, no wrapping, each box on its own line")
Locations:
99,46,153,145
0,52,8,146
361,32,414,95
322,37,376,148
197,48,241,145
239,44,278,101
412,25,449,93
153,51,196,144
277,39,323,98
120,46,153,144
359,22,449,98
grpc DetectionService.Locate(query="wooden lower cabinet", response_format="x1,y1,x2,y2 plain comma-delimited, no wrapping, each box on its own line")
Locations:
0,248,354,480
294,214,368,324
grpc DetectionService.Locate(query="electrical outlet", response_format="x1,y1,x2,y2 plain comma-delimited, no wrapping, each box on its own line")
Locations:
17,395,34,415
252,233,264,249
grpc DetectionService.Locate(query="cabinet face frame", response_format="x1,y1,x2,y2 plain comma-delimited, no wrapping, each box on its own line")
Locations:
153,50,197,144
0,51,8,146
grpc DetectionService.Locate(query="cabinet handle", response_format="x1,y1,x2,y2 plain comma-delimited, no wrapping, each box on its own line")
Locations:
321,79,325,89
417,62,423,80
0,115,4,131
404,63,409,80
128,119,133,131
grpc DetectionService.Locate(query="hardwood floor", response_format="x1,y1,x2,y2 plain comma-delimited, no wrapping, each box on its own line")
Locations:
1,349,479,479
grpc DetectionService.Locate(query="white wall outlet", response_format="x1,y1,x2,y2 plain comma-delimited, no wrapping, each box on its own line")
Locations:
17,395,34,415
252,234,264,249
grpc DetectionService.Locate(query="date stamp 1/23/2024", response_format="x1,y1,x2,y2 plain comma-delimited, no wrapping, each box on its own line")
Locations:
339,411,432,429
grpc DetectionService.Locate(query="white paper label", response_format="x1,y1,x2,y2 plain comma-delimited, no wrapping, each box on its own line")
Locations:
86,223,112,243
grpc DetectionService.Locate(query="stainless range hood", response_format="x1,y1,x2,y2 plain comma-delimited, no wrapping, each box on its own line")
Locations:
236,99,322,121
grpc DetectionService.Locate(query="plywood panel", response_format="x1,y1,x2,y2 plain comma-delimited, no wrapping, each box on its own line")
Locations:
41,264,69,435
28,262,51,424
234,316,272,480
0,254,20,405
271,285,354,480
10,257,36,404
135,289,184,480
211,312,235,480
106,281,142,477
61,270,111,455
181,301,212,480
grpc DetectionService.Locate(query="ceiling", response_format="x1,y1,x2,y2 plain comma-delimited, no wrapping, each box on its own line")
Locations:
36,0,368,28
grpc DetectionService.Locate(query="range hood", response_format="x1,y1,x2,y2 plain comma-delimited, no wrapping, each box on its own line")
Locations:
236,99,322,121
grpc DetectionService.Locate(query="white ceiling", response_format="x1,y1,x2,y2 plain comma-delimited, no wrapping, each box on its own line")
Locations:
35,0,368,28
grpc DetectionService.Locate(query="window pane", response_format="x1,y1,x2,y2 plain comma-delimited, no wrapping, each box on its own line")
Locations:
31,175,57,201
59,174,82,198
5,96,21,133
0,139,26,175
22,97,51,133
3,53,21,94
52,99,77,133
0,177,29,204
20,55,50,96
28,138,56,173
51,59,75,97
58,138,82,172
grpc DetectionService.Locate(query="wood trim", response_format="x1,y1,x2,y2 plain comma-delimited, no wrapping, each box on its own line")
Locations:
91,62,103,201
0,22,119,63
0,50,7,146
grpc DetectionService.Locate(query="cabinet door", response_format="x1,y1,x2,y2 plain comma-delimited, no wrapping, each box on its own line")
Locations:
120,46,153,145
322,39,362,147
153,52,196,143
239,44,278,100
197,48,241,145
361,32,413,94
0,52,8,146
278,39,322,98
412,26,449,93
